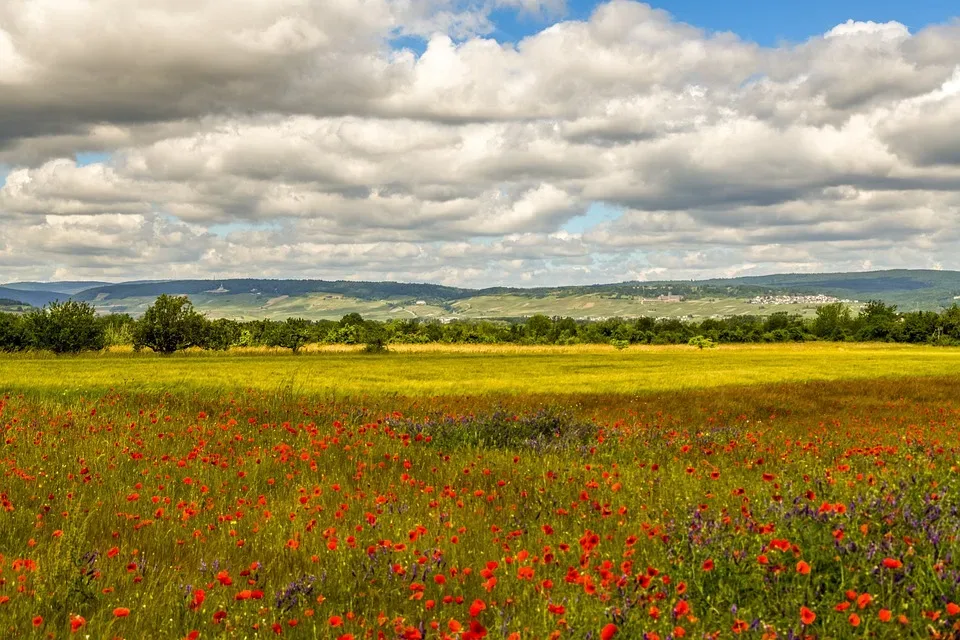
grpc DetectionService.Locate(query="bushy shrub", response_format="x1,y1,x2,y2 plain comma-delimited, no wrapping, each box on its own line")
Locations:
24,301,105,353
688,335,716,349
393,407,596,450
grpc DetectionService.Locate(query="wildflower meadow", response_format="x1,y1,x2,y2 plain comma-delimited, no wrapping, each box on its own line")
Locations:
1,348,959,639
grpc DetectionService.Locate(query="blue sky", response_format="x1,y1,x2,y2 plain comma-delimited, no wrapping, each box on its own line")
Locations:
490,0,956,45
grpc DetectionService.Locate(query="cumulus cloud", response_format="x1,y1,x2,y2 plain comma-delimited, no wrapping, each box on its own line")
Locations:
1,1,959,285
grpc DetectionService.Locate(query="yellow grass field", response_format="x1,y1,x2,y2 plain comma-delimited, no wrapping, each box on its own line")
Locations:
1,342,958,398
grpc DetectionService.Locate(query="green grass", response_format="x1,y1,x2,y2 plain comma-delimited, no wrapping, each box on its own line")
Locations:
1,343,959,398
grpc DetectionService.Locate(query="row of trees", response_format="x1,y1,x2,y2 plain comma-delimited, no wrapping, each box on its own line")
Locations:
2,297,960,354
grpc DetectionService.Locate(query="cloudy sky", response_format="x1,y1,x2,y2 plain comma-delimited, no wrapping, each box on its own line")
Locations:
1,0,959,286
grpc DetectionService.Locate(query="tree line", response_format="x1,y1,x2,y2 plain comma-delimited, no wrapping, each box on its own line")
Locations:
1,295,960,354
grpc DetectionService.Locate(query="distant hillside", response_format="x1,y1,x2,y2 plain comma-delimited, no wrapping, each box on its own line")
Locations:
697,270,960,309
0,287,68,307
2,281,111,295
0,298,32,313
73,279,472,303
4,270,954,320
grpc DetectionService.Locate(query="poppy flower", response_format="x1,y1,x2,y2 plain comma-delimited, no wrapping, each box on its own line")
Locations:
469,599,487,617
800,607,816,625
600,623,618,640
113,607,131,618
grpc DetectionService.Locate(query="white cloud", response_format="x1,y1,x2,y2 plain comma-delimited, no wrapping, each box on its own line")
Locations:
1,1,959,284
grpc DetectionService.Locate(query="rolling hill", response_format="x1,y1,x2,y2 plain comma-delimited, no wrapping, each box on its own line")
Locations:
2,270,959,320
0,286,69,308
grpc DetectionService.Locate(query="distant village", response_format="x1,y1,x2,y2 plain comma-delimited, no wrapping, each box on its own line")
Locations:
748,294,858,305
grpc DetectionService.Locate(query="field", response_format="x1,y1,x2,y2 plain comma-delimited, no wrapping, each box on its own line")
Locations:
1,344,960,639
450,295,841,321
83,290,847,321
1,343,957,398
89,293,452,322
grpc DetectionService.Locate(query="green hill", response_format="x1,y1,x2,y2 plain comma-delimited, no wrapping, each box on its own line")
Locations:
5,270,958,320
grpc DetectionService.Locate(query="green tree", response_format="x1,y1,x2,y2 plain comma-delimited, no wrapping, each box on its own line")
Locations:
100,313,136,347
812,303,853,340
0,312,27,351
204,318,241,351
524,315,553,343
688,335,716,349
267,318,311,353
856,300,898,341
133,295,208,355
24,301,105,353
362,322,390,353
941,305,960,341
339,313,365,328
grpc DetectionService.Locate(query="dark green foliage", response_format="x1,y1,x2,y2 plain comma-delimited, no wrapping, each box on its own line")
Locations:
100,313,135,347
362,322,390,353
23,301,105,353
392,406,596,450
12,294,960,353
812,302,854,340
266,318,311,353
0,312,28,351
205,318,241,351
133,295,207,354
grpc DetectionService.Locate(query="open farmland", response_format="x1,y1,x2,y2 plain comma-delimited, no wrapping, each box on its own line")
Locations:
450,295,843,320
1,344,960,639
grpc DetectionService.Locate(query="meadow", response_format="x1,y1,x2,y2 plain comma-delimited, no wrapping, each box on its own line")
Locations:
1,344,960,638
1,343,960,398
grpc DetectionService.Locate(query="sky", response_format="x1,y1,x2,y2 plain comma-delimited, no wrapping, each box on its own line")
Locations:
1,0,959,287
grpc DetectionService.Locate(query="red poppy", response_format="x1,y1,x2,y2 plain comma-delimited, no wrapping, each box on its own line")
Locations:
800,607,816,625
469,599,487,617
600,623,618,640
